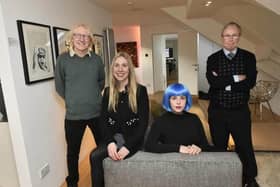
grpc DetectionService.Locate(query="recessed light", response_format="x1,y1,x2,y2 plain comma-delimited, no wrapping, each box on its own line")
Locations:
127,1,133,6
205,1,212,7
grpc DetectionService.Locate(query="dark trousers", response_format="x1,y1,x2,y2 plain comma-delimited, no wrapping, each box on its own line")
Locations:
90,144,108,187
208,105,258,184
65,117,103,186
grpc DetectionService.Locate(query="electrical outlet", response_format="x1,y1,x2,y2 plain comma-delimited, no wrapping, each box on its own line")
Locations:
39,163,50,179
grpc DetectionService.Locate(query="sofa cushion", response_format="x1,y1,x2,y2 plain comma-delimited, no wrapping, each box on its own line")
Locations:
103,151,242,187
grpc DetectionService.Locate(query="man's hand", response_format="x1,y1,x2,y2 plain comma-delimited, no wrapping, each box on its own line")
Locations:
238,75,246,81
117,146,130,160
107,142,121,161
212,71,218,76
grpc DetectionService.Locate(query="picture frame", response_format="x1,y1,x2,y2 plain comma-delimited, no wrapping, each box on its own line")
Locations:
93,34,105,63
17,20,55,85
53,26,69,58
116,41,138,67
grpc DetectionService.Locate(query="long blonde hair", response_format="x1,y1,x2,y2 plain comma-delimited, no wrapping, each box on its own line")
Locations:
108,52,138,113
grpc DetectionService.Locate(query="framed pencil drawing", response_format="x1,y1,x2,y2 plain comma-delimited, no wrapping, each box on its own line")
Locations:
53,26,69,58
93,34,105,63
17,20,55,85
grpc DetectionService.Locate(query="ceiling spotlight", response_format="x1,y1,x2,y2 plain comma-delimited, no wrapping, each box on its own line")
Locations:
205,1,212,7
127,1,133,6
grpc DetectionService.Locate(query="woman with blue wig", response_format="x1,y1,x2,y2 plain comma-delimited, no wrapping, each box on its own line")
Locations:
145,83,212,154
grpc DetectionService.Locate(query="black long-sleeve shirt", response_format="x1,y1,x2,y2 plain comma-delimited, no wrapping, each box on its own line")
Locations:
145,112,212,153
101,84,149,156
206,48,257,109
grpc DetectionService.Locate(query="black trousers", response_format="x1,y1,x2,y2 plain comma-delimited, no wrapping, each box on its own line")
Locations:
90,144,108,187
65,117,103,186
208,105,258,184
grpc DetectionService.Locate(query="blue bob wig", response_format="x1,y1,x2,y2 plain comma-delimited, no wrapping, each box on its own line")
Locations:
162,83,192,112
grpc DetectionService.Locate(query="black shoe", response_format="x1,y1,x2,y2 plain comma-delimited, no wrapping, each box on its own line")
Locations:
245,179,260,187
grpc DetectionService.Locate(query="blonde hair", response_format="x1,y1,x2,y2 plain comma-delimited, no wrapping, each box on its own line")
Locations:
67,24,94,52
108,52,138,113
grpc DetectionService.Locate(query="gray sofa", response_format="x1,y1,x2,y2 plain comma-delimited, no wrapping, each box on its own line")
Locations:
103,151,242,187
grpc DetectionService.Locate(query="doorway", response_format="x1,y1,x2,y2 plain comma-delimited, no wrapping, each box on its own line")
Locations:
152,33,178,92
165,35,178,85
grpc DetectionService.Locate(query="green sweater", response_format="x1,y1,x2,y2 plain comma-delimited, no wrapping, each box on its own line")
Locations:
55,52,105,120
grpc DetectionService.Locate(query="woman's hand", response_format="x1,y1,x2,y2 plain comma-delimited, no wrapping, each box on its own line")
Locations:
188,144,201,155
107,142,121,161
179,144,201,155
117,146,130,160
179,145,189,153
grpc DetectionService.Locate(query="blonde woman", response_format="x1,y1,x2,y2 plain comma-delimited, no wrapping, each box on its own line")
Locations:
55,24,105,187
90,52,149,187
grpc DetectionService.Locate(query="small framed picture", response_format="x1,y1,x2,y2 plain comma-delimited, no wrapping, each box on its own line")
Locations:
93,34,105,63
53,26,69,58
17,20,55,85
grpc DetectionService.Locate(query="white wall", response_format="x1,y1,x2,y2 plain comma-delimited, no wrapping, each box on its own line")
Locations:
113,25,143,83
0,0,112,186
152,34,166,92
197,33,221,93
0,123,19,187
178,31,198,95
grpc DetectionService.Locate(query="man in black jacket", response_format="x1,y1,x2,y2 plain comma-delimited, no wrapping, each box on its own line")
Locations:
206,22,259,187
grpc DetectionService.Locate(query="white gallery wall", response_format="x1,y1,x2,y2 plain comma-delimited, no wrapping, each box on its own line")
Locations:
0,0,112,187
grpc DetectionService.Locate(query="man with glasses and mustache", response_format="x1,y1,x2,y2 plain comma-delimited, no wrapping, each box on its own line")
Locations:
206,22,259,187
55,24,105,187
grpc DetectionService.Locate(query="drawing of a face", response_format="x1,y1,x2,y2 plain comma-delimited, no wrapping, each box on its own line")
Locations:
37,48,47,69
33,47,50,72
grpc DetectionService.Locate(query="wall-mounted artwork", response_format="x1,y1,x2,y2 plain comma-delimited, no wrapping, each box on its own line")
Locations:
17,20,55,84
116,41,138,67
93,34,105,63
53,26,69,58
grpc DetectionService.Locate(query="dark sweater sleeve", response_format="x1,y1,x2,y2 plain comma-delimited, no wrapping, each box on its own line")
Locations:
124,86,150,151
231,52,257,91
206,54,234,89
54,55,65,99
101,88,115,145
145,118,180,153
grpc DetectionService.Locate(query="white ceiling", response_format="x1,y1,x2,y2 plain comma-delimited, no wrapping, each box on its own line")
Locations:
90,0,280,54
91,0,186,12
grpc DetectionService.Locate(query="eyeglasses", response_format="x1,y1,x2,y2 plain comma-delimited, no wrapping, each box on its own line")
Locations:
222,34,240,39
73,33,91,41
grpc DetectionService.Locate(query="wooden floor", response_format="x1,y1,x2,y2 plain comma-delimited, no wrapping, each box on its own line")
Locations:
61,99,280,187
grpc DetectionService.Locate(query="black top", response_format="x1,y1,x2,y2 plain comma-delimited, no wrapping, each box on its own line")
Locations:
206,48,257,109
145,112,212,153
101,84,149,157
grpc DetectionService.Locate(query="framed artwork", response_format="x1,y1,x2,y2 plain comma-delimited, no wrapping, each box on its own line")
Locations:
93,34,105,62
17,20,55,85
116,41,138,67
53,26,69,58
